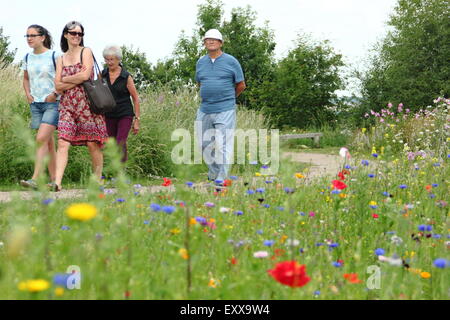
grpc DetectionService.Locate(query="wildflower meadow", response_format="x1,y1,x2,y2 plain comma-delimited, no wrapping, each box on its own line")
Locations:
0,94,448,300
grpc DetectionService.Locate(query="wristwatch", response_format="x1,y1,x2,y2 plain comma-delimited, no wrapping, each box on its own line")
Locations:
134,116,141,121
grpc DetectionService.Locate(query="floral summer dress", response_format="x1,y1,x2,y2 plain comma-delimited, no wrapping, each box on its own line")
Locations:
58,62,108,147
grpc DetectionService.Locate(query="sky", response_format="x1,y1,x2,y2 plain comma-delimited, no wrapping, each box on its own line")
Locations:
1,0,397,95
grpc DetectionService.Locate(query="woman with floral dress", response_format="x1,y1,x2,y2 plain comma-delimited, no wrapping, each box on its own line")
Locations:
53,21,108,191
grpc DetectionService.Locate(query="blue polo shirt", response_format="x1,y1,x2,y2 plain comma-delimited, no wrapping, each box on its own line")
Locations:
195,53,244,114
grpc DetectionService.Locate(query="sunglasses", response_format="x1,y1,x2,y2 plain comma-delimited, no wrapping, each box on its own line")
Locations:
67,31,84,37
24,34,42,38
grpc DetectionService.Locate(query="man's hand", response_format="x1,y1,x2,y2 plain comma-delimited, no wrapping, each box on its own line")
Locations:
236,81,246,97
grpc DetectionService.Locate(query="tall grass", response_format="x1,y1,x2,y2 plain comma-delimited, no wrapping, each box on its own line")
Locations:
0,66,268,186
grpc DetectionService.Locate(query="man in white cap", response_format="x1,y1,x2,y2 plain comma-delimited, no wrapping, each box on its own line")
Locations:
195,29,246,187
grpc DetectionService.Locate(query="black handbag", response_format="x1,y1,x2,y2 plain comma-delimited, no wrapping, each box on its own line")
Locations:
80,48,117,114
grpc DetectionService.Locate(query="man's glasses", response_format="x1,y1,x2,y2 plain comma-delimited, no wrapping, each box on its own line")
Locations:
24,34,42,38
67,31,84,37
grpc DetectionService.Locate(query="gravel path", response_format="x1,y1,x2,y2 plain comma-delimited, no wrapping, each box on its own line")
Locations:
0,152,342,203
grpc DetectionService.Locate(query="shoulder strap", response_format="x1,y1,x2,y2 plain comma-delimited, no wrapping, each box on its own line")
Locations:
52,51,56,70
80,47,85,64
25,53,29,64
80,47,101,79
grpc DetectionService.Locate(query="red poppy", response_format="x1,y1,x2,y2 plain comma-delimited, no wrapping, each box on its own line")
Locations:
223,179,232,187
230,257,238,265
268,261,310,288
372,213,379,219
332,180,347,190
338,171,346,180
343,273,363,284
271,248,286,260
162,178,172,187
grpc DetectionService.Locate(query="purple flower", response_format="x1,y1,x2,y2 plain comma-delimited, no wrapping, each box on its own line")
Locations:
262,204,270,208
368,174,375,178
150,203,161,212
116,198,126,203
42,198,54,205
345,165,352,169
246,190,255,195
332,261,343,268
432,184,438,188
361,160,369,166
185,182,194,188
433,258,447,269
433,163,441,167
399,184,407,189
230,176,238,180
256,229,263,235
328,243,339,248
234,211,244,216
284,187,295,194
144,220,150,225
263,240,275,247
375,248,385,256
265,180,273,184
162,206,175,214
372,153,378,158
261,165,269,169
382,192,391,197
61,226,70,231
204,202,215,208
195,217,208,225
277,207,285,211
331,190,341,195
256,188,265,193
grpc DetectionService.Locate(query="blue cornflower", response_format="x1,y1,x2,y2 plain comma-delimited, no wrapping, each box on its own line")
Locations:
433,258,447,269
256,188,265,193
263,240,275,247
432,234,442,239
331,190,341,195
284,187,295,194
162,206,175,214
361,160,370,166
42,198,54,205
116,198,126,203
328,243,339,248
134,192,140,196
215,179,224,185
314,290,321,296
429,193,436,199
61,226,70,231
399,184,408,189
261,165,269,169
382,192,391,197
418,225,432,232
368,174,375,178
372,153,378,158
433,163,441,167
249,161,258,165
299,212,306,216
262,204,270,208
265,180,273,184
185,182,194,188
315,243,324,247
234,211,244,216
299,248,305,254
277,207,285,211
370,204,378,209
53,273,71,288
256,229,263,235
332,261,343,267
150,203,161,212
375,248,385,256
133,184,142,189
195,217,208,225
432,184,439,188
386,231,396,235
246,189,255,195
230,176,238,180
345,165,352,169
204,202,215,208
144,220,150,225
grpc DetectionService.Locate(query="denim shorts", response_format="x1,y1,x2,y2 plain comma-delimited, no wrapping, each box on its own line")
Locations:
30,102,59,129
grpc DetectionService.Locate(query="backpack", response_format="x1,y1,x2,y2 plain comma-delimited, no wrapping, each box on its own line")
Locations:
25,51,56,70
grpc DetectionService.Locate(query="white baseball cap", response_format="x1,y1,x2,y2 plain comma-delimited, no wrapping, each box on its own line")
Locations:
203,29,223,42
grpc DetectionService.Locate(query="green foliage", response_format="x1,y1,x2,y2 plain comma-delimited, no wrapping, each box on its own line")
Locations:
261,34,345,128
359,0,450,118
0,27,16,69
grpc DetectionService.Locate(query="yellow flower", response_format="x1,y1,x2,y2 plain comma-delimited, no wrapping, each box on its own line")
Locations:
255,172,262,177
361,128,367,133
372,146,377,154
369,201,377,206
170,228,181,235
178,248,189,260
280,235,288,243
208,278,220,288
55,287,64,297
66,203,97,222
18,279,50,293
384,134,389,138
420,272,431,279
189,218,197,225
295,173,305,179
339,193,347,199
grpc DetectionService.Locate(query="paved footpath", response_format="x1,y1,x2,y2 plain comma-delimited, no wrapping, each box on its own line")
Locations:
0,152,343,203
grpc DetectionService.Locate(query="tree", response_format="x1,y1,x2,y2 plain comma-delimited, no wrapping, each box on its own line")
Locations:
262,34,345,128
120,46,154,91
0,27,16,69
172,0,276,109
360,0,450,116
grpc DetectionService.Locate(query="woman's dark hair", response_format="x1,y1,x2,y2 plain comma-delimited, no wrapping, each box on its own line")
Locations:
28,25,53,49
60,21,85,52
